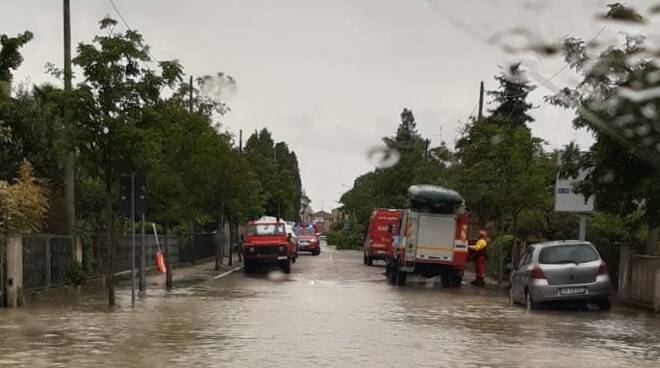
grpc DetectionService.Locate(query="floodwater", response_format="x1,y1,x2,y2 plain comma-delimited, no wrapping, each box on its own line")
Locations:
1,244,659,368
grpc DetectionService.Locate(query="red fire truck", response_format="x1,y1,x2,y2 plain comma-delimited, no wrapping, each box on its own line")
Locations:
363,209,402,266
242,218,294,273
386,185,470,287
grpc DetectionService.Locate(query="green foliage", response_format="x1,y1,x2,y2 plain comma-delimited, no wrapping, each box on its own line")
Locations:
487,63,536,129
340,108,456,234
547,5,660,252
244,128,301,220
65,261,88,286
0,31,33,82
0,160,49,234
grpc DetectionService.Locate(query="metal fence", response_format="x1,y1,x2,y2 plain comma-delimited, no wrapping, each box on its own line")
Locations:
1,234,5,305
87,232,218,275
22,235,74,289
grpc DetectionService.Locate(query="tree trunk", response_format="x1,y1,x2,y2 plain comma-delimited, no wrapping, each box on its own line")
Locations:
215,198,225,271
511,213,519,268
645,225,659,256
228,219,234,266
104,177,115,306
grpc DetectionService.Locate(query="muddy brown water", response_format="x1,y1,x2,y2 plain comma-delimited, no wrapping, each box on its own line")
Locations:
1,245,659,367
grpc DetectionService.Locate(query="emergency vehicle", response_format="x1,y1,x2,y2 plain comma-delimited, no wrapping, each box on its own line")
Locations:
386,185,470,287
363,209,402,266
295,224,321,255
242,217,295,273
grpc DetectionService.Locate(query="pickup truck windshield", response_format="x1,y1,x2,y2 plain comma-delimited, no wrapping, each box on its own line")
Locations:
247,224,286,236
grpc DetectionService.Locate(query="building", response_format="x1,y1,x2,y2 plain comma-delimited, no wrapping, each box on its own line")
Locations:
312,210,332,234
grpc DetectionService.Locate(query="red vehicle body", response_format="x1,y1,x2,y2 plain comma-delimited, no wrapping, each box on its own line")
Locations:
295,224,321,255
363,209,402,266
242,220,293,273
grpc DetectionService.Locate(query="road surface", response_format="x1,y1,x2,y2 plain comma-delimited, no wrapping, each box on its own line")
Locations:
1,244,659,367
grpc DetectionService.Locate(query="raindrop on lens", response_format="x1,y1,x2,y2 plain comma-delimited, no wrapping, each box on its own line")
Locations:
636,124,651,136
367,145,400,169
490,134,503,145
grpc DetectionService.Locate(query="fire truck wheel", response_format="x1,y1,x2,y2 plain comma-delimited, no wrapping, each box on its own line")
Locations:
281,259,291,274
243,261,254,273
441,276,452,288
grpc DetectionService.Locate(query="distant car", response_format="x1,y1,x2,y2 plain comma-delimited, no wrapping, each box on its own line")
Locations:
509,240,611,310
295,224,321,255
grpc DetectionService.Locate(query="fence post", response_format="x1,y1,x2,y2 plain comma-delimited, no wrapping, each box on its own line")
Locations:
73,236,83,264
45,236,52,288
5,236,23,308
618,246,631,301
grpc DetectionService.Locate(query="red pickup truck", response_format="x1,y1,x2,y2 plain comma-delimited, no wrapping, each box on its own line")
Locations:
295,224,321,255
363,208,402,266
242,220,293,273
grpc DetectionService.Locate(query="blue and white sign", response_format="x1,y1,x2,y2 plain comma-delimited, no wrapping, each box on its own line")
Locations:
554,152,594,213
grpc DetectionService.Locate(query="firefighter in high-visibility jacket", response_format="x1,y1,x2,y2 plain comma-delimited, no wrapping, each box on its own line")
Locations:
469,230,488,287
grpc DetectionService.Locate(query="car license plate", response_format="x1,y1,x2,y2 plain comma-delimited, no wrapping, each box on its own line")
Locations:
559,287,586,295
277,256,288,260
377,250,386,254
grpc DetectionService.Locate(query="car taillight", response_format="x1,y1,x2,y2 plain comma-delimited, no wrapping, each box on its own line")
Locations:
531,266,546,279
598,261,608,275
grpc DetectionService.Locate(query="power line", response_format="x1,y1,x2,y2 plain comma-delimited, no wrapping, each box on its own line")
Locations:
107,0,160,64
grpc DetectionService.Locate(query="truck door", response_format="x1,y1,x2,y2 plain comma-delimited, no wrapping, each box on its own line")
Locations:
403,211,418,269
415,213,456,262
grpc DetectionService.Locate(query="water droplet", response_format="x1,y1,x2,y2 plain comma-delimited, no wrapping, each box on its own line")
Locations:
103,126,109,134
656,142,660,152
642,137,654,146
366,145,400,169
636,124,651,136
640,104,657,119
623,128,635,138
599,170,615,184
490,134,503,145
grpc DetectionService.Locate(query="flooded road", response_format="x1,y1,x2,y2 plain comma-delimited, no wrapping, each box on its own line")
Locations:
1,244,659,367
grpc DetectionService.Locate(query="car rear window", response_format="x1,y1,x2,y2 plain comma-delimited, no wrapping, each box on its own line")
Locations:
538,244,599,265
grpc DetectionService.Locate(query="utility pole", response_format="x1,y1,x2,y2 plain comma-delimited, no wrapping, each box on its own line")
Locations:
139,213,145,292
478,81,484,121
130,174,136,306
239,129,243,152
189,75,193,115
63,0,76,236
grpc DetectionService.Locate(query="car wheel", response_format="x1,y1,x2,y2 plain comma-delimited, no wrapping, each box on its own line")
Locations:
597,298,612,311
441,275,452,288
243,261,254,273
363,254,368,265
525,289,540,311
367,256,373,266
281,259,291,274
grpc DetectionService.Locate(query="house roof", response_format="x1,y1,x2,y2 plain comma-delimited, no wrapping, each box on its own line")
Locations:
312,211,332,218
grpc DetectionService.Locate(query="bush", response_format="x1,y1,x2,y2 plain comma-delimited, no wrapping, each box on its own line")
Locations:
327,229,362,250
65,261,88,286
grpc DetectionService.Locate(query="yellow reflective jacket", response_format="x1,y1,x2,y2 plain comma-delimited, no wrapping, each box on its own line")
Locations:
473,238,487,252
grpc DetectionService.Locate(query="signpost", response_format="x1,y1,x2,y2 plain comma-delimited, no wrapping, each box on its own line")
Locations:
554,153,594,241
119,175,145,305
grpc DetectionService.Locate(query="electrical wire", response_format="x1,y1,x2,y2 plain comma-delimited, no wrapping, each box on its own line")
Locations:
108,0,160,64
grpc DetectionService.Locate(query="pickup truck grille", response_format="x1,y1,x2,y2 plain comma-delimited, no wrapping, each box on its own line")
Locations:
254,246,281,255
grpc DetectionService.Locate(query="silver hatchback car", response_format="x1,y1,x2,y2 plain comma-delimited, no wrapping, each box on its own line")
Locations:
509,240,611,310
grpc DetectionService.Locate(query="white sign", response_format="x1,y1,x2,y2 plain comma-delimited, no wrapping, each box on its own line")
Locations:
554,153,594,213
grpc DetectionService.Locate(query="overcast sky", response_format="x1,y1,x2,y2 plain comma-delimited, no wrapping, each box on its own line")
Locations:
4,0,656,212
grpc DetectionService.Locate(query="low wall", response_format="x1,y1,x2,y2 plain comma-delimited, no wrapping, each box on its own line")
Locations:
619,247,660,311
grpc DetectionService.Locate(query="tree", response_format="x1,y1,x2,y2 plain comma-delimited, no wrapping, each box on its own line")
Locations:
546,3,660,254
0,160,49,234
0,31,34,87
71,18,183,305
488,63,536,129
